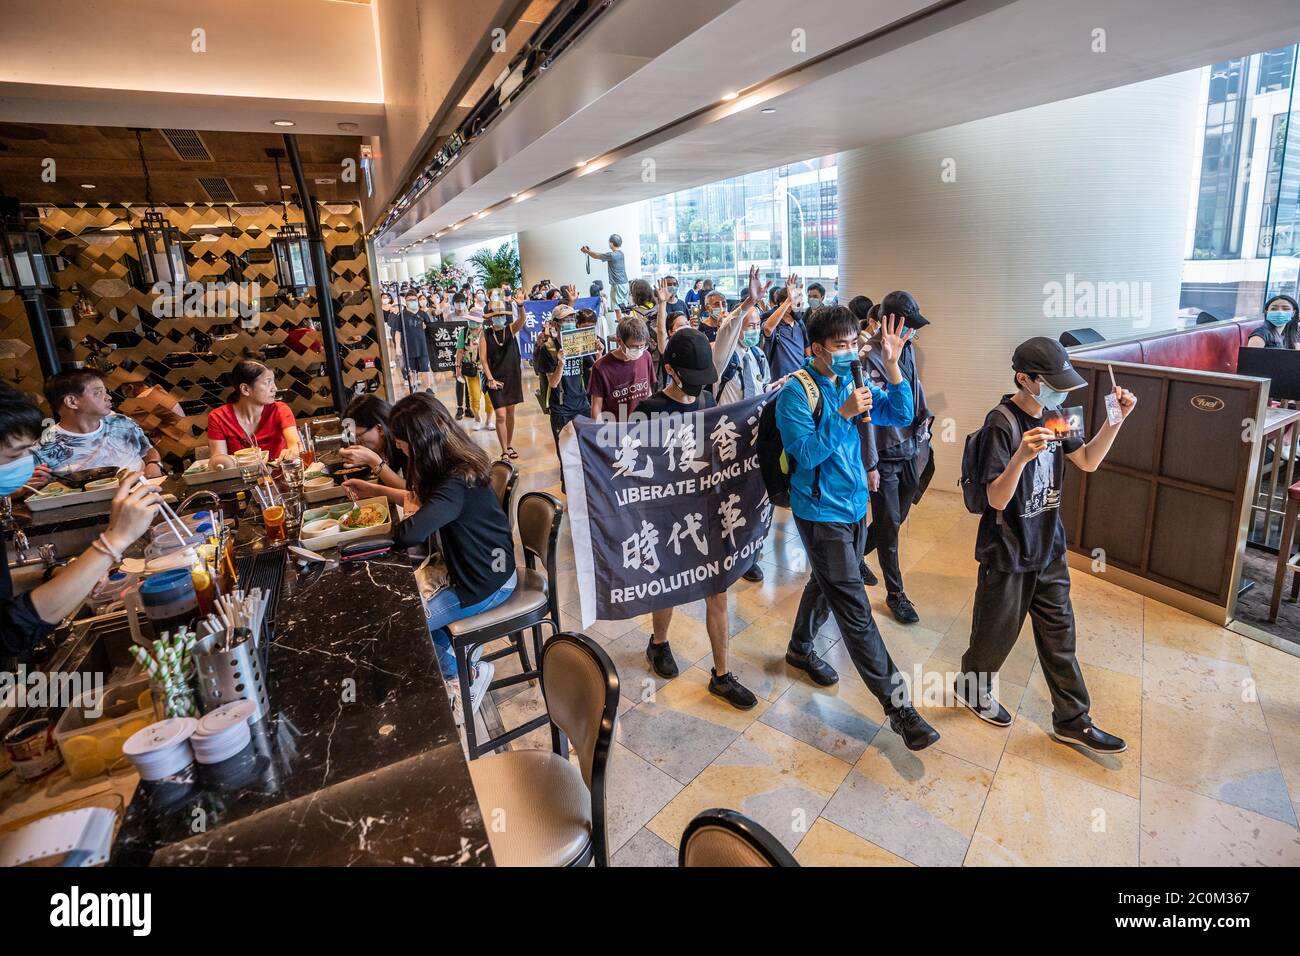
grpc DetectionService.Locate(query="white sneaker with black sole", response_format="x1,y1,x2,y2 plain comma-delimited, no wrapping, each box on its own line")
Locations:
450,660,496,727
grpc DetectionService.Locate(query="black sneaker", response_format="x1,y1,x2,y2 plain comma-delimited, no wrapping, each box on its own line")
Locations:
785,646,839,686
859,560,878,587
888,706,940,751
709,669,758,710
455,408,465,420
1051,716,1127,754
953,677,1012,727
646,639,678,679
886,592,919,625
742,562,765,583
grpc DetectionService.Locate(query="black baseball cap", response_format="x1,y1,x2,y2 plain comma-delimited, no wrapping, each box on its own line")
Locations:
1012,336,1087,391
662,329,718,387
880,290,930,330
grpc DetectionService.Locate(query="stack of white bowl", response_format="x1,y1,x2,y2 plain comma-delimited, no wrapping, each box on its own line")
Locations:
189,701,255,765
121,717,198,781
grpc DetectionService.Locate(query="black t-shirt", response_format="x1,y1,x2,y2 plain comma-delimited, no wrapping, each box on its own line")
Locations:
534,342,594,418
391,476,516,605
633,389,716,418
974,397,1083,573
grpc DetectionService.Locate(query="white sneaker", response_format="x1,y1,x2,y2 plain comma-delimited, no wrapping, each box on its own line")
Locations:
468,659,495,715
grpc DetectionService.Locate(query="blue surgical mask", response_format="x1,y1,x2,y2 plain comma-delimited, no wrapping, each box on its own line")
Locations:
562,322,577,332
1266,309,1292,327
742,329,761,349
1033,380,1070,409
492,315,508,328
0,453,36,496
829,349,855,376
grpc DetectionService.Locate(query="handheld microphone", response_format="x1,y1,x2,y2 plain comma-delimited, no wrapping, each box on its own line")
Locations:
850,360,871,423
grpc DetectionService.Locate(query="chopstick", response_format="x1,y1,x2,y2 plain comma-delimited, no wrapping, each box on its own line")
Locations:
129,472,188,541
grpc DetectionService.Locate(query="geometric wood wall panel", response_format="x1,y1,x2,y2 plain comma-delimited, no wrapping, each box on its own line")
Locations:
0,202,381,464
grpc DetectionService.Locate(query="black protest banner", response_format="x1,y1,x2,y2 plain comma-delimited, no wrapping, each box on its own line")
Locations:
559,393,774,627
427,321,467,372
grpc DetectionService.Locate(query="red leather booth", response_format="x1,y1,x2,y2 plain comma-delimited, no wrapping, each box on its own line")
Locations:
1073,317,1258,373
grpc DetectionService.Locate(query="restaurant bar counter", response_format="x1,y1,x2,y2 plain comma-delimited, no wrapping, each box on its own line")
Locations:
107,553,494,867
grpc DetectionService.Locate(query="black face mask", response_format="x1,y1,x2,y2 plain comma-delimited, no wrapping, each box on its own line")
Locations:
680,381,704,397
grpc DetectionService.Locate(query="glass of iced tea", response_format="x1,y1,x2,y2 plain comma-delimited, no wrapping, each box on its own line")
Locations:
262,504,287,543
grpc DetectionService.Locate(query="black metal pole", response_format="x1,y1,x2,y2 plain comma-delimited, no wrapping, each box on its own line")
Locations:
22,291,61,379
283,133,346,415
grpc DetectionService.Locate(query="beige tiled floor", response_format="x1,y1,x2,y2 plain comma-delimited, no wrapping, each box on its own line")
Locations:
444,380,1300,867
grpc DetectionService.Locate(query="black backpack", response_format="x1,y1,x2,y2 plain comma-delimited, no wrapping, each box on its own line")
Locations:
757,369,821,508
958,404,1020,516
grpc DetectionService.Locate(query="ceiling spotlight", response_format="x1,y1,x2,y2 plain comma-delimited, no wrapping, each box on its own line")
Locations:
281,185,292,191
513,193,530,203
80,183,96,189
510,193,519,199
273,120,296,128
451,222,463,230
721,91,740,101
576,160,588,169
476,210,489,219
337,122,359,132
760,108,776,114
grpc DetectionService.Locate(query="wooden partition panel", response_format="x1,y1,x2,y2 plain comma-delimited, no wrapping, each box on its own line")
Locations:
1066,360,1265,610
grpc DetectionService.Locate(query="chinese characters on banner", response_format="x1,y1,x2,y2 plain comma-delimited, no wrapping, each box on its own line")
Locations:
559,393,773,628
520,296,602,363
426,320,467,373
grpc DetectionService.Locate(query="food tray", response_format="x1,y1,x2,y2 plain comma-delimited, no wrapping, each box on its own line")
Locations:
299,496,392,551
182,450,268,486
53,674,154,780
26,475,166,512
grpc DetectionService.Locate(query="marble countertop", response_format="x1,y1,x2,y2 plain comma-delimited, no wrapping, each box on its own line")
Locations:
109,554,493,867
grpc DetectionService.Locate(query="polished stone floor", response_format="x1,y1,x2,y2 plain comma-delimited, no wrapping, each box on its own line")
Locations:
437,377,1300,867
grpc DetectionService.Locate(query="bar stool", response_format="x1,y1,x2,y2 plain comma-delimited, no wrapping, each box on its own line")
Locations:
1268,479,1300,622
488,460,519,535
448,491,565,758
468,632,619,867
678,809,799,867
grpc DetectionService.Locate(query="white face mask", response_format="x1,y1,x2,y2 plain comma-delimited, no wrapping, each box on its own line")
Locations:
623,346,646,361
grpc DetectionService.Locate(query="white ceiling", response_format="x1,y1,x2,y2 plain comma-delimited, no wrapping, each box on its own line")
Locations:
379,0,1300,256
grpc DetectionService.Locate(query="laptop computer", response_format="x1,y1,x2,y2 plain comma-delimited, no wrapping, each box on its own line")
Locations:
1236,347,1300,402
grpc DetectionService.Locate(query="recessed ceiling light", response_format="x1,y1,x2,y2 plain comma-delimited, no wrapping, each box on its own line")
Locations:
513,192,530,203
451,223,462,230
760,108,776,114
281,185,292,190
721,91,740,101
576,160,588,169
337,122,359,132
510,193,519,199
476,211,489,219
80,183,95,189
273,120,296,127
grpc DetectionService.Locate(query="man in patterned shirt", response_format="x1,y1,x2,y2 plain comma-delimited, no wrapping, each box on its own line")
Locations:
30,370,163,487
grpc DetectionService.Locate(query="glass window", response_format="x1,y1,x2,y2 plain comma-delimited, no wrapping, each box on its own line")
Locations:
638,155,839,297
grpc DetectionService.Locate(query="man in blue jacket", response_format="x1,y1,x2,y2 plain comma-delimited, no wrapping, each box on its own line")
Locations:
775,307,940,750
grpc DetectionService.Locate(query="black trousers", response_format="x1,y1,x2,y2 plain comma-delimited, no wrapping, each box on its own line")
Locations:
455,377,467,412
789,514,910,712
863,457,919,596
959,553,1090,725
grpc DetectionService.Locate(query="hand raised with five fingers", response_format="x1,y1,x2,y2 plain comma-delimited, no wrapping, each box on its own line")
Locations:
877,313,912,366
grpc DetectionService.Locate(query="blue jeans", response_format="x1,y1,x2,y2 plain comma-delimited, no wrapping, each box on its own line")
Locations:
425,571,517,679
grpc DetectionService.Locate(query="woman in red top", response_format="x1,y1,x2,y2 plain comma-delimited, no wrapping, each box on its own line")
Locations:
206,359,300,461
